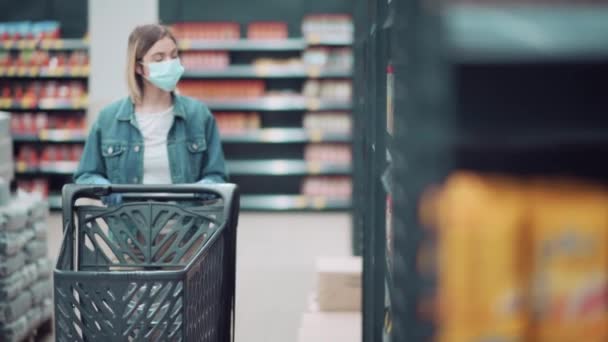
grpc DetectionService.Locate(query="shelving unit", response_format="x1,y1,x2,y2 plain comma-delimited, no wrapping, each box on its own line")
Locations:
204,97,351,112
353,0,390,341
4,38,89,209
183,65,351,79
354,2,608,342
171,20,354,211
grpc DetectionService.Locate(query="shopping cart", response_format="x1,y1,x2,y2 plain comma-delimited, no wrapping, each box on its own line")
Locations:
54,183,239,342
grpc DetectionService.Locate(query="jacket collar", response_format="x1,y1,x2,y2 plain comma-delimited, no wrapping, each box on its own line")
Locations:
117,93,186,121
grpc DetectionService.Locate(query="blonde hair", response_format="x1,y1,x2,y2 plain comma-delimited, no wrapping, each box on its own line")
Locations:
126,24,178,104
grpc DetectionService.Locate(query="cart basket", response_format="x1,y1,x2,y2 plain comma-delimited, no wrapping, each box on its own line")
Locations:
54,184,240,342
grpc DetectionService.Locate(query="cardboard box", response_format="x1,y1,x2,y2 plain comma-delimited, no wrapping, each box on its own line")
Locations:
316,256,362,312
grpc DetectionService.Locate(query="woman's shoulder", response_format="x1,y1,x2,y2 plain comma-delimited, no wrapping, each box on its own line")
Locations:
96,97,133,125
174,95,213,121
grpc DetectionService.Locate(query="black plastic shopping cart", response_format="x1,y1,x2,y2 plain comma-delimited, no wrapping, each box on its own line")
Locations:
54,184,239,342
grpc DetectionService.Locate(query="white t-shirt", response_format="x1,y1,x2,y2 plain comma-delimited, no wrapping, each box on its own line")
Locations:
135,106,174,184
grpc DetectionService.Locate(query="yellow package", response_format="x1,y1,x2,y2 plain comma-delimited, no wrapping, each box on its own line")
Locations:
529,180,608,342
438,172,529,342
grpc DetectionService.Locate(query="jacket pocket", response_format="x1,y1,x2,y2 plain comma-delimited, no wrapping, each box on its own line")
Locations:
186,138,207,180
101,142,126,181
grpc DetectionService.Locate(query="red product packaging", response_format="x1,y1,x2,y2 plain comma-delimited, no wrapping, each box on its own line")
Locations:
247,22,288,40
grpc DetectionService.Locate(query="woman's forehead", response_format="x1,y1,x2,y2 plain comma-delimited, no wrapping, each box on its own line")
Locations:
146,37,177,55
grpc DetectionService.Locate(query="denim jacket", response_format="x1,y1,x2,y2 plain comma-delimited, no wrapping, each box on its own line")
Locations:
74,95,228,185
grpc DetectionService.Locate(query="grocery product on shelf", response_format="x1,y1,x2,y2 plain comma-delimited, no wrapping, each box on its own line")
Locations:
302,14,353,42
16,179,49,198
303,80,352,100
303,111,352,134
529,180,608,342
0,21,60,40
181,51,229,70
0,80,87,107
171,22,240,40
0,50,89,76
15,144,82,170
214,112,261,133
304,144,352,165
303,47,353,70
0,190,53,341
437,172,528,342
10,112,85,136
434,172,608,342
247,22,288,40
178,80,265,100
301,176,352,198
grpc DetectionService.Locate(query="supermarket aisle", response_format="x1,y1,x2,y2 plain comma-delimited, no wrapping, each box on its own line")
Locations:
46,212,351,342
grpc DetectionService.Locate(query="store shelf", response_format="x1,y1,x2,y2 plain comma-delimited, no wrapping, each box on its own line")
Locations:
183,65,352,79
48,194,62,210
0,39,88,51
178,37,353,51
204,97,352,111
0,67,89,78
227,159,351,175
447,6,608,63
0,99,87,111
305,36,353,46
240,194,351,210
221,128,350,143
12,130,86,143
15,161,78,175
179,38,307,51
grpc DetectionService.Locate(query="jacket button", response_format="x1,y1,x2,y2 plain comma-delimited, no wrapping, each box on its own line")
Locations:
134,145,140,152
192,143,198,149
108,147,113,154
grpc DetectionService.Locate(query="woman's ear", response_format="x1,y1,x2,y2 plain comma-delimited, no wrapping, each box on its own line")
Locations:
136,62,144,76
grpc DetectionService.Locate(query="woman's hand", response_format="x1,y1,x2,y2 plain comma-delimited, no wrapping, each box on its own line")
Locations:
102,193,123,206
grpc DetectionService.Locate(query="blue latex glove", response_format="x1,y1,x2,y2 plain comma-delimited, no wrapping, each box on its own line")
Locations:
101,193,123,206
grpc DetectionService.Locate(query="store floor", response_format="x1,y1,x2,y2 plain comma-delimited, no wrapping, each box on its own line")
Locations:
46,212,352,342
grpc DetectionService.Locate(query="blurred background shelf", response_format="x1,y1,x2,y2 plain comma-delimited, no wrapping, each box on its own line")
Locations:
204,97,352,111
240,194,350,210
179,38,307,51
227,159,351,175
178,37,352,51
182,65,352,79
447,6,608,63
221,128,351,144
15,161,78,175
0,38,88,51
12,130,86,143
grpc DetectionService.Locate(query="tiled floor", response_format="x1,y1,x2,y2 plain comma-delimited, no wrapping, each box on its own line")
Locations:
45,212,352,342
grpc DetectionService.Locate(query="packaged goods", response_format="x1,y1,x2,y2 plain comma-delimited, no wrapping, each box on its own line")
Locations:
0,263,38,300
0,252,26,277
529,180,608,342
29,277,52,305
0,229,34,256
437,172,529,342
247,22,288,40
0,290,32,322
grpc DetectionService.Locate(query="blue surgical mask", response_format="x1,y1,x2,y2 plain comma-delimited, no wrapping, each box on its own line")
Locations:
144,58,184,92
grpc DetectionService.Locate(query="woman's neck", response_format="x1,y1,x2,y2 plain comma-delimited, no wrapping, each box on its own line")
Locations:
136,82,173,113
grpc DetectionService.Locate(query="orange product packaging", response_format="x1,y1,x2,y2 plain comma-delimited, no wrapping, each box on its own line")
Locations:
437,172,530,342
529,180,608,342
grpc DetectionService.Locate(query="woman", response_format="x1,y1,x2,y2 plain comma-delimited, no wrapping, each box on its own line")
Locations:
74,24,227,204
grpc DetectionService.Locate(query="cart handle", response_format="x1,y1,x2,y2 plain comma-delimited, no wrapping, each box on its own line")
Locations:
61,183,238,234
